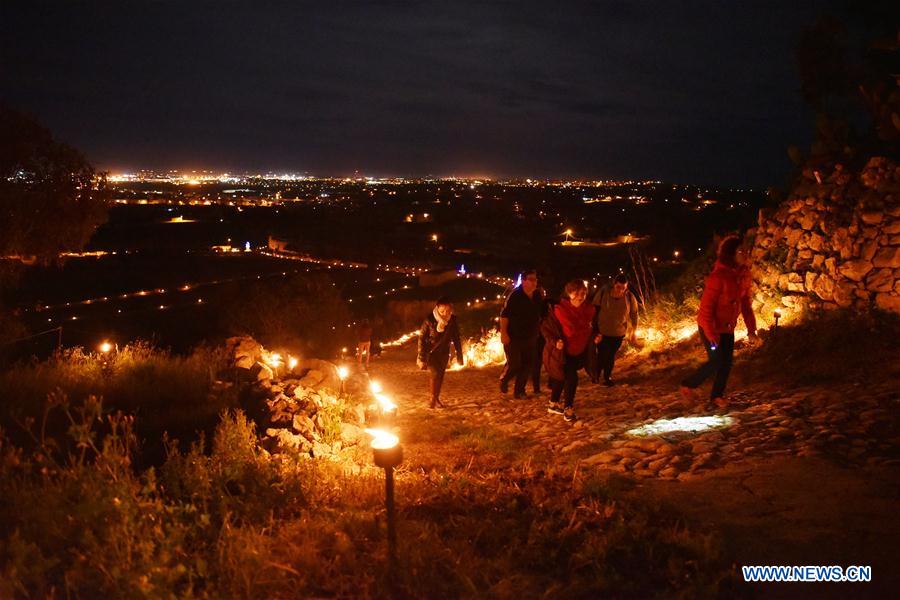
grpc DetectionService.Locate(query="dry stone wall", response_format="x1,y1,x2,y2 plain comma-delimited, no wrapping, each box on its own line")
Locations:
750,157,900,314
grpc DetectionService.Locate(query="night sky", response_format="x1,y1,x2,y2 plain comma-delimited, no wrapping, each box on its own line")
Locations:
2,1,841,185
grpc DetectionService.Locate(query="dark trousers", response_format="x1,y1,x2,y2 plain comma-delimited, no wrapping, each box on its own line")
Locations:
428,362,447,403
550,352,586,408
532,335,545,392
500,338,537,395
681,331,734,400
596,335,624,381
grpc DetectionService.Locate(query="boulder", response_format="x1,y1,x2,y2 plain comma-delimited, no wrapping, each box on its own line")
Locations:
296,358,341,393
292,414,318,439
804,271,818,292
860,239,879,262
875,293,900,314
860,211,883,225
798,212,818,231
339,423,367,446
839,260,874,282
252,361,274,382
812,274,835,301
873,246,900,269
264,429,308,454
865,269,895,293
807,233,825,252
833,282,856,308
226,336,264,370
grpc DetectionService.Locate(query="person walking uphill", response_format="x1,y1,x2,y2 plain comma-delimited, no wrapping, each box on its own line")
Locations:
417,297,463,409
499,270,543,399
681,235,758,408
592,274,639,386
542,279,596,422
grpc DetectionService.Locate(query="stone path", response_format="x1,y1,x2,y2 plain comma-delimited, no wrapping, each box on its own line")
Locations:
370,343,900,481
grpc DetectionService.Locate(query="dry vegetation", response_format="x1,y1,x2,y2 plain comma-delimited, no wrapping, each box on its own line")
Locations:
0,344,738,598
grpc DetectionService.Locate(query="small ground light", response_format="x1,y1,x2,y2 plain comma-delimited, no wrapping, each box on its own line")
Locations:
365,428,402,572
99,341,112,354
338,365,349,396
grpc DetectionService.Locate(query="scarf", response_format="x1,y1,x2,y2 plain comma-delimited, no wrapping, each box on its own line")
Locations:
433,307,450,332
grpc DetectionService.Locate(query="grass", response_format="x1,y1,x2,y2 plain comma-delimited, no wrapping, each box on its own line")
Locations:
0,342,236,463
0,392,738,598
742,308,900,388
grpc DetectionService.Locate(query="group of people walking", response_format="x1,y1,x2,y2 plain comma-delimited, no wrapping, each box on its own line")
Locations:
417,235,758,419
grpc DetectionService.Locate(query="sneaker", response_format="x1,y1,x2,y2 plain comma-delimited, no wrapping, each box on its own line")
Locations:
547,402,564,415
603,378,615,387
712,396,729,408
514,392,527,400
564,407,578,422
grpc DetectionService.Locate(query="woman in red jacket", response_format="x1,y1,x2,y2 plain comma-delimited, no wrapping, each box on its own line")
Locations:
543,279,596,422
681,236,758,407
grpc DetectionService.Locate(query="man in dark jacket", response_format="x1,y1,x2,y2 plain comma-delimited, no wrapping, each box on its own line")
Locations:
417,297,464,408
499,270,543,399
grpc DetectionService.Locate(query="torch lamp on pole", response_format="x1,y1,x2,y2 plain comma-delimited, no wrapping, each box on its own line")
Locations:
366,428,402,574
370,380,398,427
98,341,115,376
773,309,781,332
337,365,349,397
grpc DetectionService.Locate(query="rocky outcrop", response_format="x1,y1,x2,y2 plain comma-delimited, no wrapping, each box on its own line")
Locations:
750,157,900,314
223,336,374,459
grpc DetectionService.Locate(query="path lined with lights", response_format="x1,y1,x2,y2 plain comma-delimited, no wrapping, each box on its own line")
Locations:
367,341,900,481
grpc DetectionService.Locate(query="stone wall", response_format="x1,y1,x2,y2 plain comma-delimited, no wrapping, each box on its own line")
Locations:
750,157,900,315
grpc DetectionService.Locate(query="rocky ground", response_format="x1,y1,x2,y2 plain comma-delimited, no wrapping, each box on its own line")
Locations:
376,344,899,482
231,330,899,596
367,339,900,597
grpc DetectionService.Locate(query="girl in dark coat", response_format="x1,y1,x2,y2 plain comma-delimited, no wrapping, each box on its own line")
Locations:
417,297,464,408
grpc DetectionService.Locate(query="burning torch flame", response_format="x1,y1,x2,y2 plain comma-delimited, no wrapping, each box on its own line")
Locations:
99,341,112,354
365,428,399,449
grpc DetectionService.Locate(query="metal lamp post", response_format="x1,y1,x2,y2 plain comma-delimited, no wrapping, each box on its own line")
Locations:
366,429,402,573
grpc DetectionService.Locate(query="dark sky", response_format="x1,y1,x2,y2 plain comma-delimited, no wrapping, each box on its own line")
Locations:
2,1,841,185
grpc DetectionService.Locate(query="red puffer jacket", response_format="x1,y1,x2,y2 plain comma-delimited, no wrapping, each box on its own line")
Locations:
698,260,757,341
554,299,596,356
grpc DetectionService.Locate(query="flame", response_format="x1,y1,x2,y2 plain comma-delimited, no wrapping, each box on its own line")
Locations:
448,328,506,371
337,365,349,380
374,392,397,412
288,356,298,370
369,380,383,394
380,330,419,348
99,342,112,353
365,428,399,449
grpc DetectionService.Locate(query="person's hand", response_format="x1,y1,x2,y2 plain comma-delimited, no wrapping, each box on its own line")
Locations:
594,335,602,344
555,340,564,350
500,331,510,345
416,359,426,370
